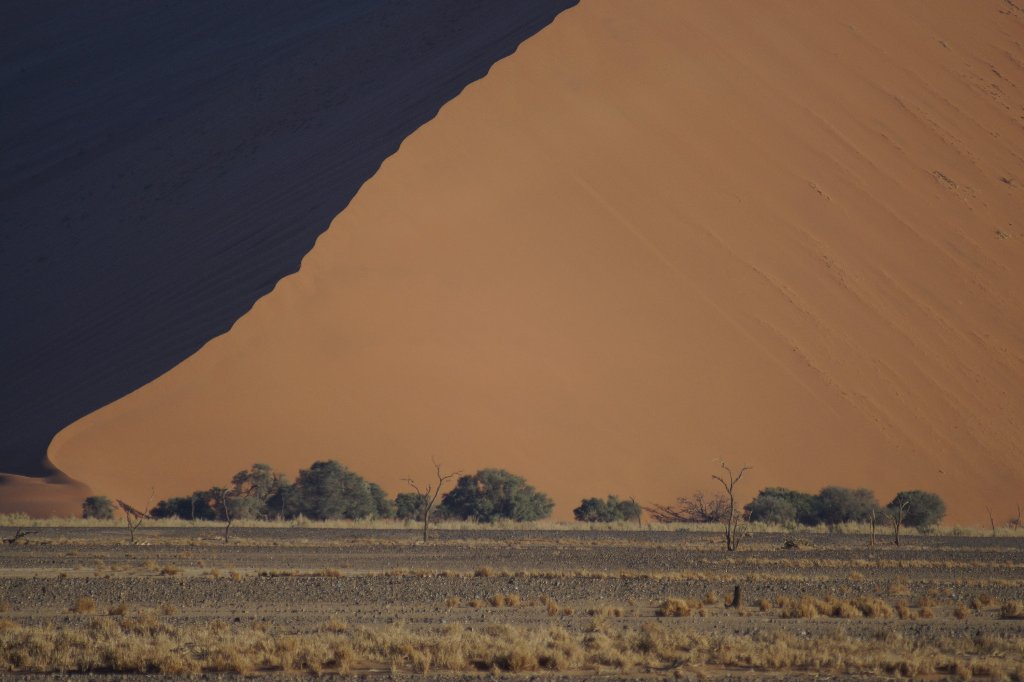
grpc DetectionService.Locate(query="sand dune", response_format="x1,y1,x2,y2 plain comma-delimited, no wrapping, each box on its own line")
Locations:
0,473,87,519
50,0,1024,523
0,1,576,513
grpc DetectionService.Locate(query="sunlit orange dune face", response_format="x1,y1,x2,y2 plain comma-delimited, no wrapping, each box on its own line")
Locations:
52,0,1024,524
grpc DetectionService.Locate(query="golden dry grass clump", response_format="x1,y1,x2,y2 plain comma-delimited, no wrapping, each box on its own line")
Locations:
2,617,1024,678
775,596,894,619
71,597,96,614
1001,601,1024,619
656,598,697,617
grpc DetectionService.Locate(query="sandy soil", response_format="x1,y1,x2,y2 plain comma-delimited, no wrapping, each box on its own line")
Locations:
1,526,1023,679
45,0,1024,525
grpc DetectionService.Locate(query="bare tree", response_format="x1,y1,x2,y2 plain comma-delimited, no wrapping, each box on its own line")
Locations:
3,528,38,545
116,492,152,544
404,461,460,542
888,498,910,546
644,491,730,524
869,508,877,547
1009,504,1022,533
986,506,997,538
711,461,752,552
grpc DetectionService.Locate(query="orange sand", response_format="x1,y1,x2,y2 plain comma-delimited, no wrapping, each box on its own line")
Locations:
0,472,88,518
50,0,1024,524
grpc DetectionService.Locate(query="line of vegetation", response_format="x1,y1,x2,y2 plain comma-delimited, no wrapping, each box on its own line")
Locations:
83,463,557,529
2,615,1022,677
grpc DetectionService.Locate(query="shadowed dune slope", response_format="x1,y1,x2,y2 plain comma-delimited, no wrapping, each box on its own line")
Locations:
51,1,1024,523
0,0,577,514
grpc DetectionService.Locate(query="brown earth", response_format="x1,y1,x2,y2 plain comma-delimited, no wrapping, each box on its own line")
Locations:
49,0,1024,523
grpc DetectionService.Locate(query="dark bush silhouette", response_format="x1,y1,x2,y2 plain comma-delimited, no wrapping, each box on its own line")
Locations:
394,492,425,521
81,495,114,520
440,468,553,522
573,495,641,523
369,483,395,519
152,494,215,520
292,460,376,520
887,490,945,528
151,460,388,521
745,488,817,525
813,486,880,526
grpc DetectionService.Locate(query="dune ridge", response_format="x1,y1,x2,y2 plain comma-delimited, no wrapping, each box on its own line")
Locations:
50,0,1024,523
0,1,577,515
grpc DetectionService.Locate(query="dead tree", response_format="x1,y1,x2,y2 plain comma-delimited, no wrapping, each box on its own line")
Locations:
1010,504,1022,533
644,491,730,524
218,488,236,544
404,461,460,542
711,461,752,551
3,528,38,545
888,499,910,546
116,494,152,544
869,509,877,547
986,506,997,538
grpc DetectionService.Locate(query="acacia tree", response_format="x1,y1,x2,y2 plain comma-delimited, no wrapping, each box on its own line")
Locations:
711,461,752,551
888,497,910,546
404,461,459,542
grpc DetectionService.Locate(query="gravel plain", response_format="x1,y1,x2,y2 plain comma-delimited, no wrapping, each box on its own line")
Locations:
1,525,1022,680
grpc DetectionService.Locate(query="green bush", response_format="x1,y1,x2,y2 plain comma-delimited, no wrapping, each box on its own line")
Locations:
745,488,817,525
813,486,880,526
292,460,376,521
887,490,945,528
81,496,114,520
369,483,395,519
573,495,641,523
394,492,425,521
440,469,554,522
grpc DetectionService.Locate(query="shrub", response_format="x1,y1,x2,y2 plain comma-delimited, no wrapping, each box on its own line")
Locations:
745,488,817,525
394,492,425,521
289,460,377,521
368,483,395,519
440,469,554,522
573,496,641,523
887,490,945,528
81,496,114,520
813,486,879,526
151,493,217,520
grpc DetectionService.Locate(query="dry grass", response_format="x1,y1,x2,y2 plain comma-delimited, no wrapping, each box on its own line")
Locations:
2,617,1023,678
656,598,695,617
0,603,8,614
159,564,181,576
487,593,523,608
71,597,96,614
775,596,895,619
1000,601,1024,619
107,603,128,616
324,618,347,633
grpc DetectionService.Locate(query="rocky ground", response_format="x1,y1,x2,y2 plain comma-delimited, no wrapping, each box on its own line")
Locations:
1,524,1022,680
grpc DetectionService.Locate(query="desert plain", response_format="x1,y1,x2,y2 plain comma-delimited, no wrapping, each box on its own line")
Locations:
1,521,1023,680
